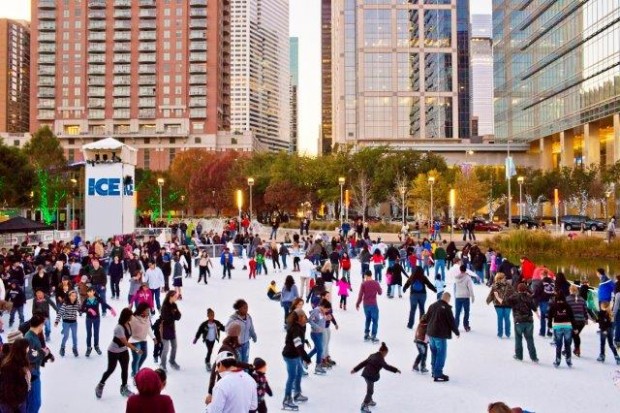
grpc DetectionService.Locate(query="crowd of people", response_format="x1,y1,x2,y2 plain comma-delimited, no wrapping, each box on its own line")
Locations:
0,220,617,413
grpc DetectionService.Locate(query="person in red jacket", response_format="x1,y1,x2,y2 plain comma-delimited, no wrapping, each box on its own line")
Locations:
519,256,536,282
126,367,175,413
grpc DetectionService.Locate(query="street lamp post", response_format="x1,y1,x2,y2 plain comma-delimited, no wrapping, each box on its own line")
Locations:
247,177,254,220
399,184,406,226
345,189,350,221
70,178,77,228
157,178,164,220
236,189,243,225
180,195,185,220
428,176,435,229
338,177,345,225
517,176,524,222
449,188,456,241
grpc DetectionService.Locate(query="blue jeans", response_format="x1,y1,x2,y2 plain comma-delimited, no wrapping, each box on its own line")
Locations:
361,263,369,277
373,264,383,282
131,341,148,376
270,227,278,240
281,301,292,324
282,255,288,269
239,341,250,364
9,306,25,326
283,356,302,397
151,289,161,310
538,301,549,336
407,293,427,328
615,315,620,345
307,332,324,364
44,319,51,340
94,285,107,315
495,307,512,338
26,375,41,413
434,260,446,281
454,298,470,329
363,305,379,338
429,337,447,377
86,317,101,348
553,327,573,361
61,322,78,350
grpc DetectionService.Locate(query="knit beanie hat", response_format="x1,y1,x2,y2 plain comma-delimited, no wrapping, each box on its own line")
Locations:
135,368,163,397
7,330,23,344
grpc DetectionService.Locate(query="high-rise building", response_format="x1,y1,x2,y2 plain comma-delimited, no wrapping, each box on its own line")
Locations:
30,0,261,171
290,37,299,154
321,0,333,154
494,1,620,169
470,14,493,137
0,19,29,133
332,0,471,149
230,0,290,151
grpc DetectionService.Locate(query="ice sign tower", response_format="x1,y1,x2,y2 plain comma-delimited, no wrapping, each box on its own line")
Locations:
82,138,137,240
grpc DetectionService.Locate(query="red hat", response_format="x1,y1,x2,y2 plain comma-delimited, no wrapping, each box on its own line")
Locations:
135,368,162,396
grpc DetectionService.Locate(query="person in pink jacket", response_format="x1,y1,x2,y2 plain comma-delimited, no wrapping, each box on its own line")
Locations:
129,283,155,312
336,276,352,310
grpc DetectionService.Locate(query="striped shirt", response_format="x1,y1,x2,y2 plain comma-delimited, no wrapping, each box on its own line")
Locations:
55,302,81,324
566,295,587,322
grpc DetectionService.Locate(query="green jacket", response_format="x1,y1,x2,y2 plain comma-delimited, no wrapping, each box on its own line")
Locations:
434,247,447,261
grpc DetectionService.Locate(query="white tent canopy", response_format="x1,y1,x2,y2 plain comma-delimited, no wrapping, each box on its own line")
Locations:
82,137,137,165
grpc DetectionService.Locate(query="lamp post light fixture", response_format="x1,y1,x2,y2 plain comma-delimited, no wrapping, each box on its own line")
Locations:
157,178,165,220
180,195,186,220
428,176,435,227
338,177,346,225
449,188,456,240
70,178,77,227
399,184,407,226
247,177,255,220
517,176,525,221
236,189,243,224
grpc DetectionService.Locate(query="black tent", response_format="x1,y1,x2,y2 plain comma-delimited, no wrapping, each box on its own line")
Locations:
0,217,53,234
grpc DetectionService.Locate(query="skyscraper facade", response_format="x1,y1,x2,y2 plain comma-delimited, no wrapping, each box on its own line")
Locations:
471,14,493,136
494,1,620,168
230,0,290,151
30,0,267,171
0,19,29,133
321,0,333,154
290,37,299,153
332,0,471,149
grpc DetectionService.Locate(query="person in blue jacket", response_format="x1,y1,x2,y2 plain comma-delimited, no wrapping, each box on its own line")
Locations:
220,248,234,279
597,268,615,305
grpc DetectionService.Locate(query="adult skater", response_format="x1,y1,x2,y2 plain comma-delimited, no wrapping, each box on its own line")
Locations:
506,283,539,362
282,309,312,410
206,352,257,413
486,273,515,339
144,261,165,312
281,275,300,326
159,291,182,371
356,271,382,343
425,292,460,382
453,265,475,332
351,342,401,413
547,291,575,368
129,302,157,377
95,308,143,399
0,337,30,412
226,299,257,363
403,266,437,329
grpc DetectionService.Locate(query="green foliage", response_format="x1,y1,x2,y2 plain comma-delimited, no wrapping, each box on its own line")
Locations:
22,127,68,224
484,230,620,259
0,140,36,206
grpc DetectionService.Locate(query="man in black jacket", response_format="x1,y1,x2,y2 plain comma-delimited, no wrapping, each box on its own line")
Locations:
425,292,460,382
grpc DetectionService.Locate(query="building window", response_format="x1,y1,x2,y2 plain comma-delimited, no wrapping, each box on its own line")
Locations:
364,97,393,139
397,9,419,48
65,125,81,135
425,96,453,139
397,97,421,139
424,9,451,48
364,53,392,92
364,9,392,48
424,53,452,92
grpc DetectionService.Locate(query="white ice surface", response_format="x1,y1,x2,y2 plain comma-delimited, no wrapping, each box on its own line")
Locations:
15,259,619,412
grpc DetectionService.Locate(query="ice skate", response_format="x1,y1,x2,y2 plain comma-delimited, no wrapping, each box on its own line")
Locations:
95,382,104,399
314,365,327,375
95,346,102,356
120,385,134,397
86,347,92,357
282,396,299,411
294,393,308,403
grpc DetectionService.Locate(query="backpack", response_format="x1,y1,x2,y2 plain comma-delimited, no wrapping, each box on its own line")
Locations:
542,280,555,296
412,279,424,293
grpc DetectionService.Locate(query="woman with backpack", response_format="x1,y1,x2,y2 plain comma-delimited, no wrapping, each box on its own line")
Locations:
403,266,437,329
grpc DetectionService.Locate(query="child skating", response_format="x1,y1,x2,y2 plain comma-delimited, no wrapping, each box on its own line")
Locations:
336,276,352,310
193,308,226,371
54,290,82,357
251,357,273,413
596,302,620,364
351,342,401,412
413,317,429,373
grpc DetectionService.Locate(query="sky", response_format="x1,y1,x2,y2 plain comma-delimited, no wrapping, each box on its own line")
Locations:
0,0,492,155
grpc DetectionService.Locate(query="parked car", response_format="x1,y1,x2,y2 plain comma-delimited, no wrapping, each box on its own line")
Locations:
455,218,502,232
560,215,606,231
510,216,541,229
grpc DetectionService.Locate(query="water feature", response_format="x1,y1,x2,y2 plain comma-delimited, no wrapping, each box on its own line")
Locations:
507,255,619,286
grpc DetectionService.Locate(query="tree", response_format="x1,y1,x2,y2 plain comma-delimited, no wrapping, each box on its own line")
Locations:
408,170,451,219
454,170,486,218
23,126,68,224
0,140,36,207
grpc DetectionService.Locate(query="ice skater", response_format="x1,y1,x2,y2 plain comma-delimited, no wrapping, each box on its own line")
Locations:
351,342,401,412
